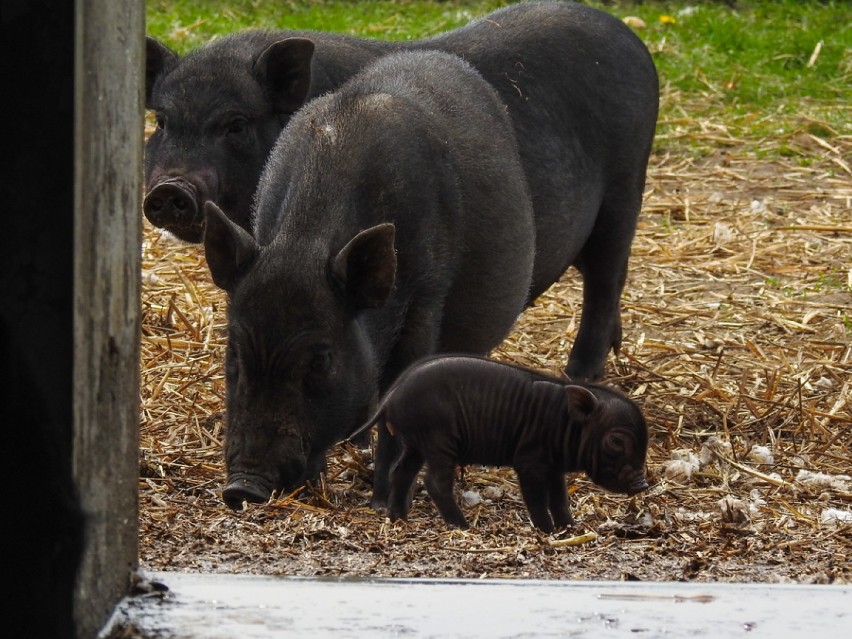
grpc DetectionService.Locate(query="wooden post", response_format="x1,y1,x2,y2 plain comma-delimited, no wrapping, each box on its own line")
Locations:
73,0,145,636
2,0,143,636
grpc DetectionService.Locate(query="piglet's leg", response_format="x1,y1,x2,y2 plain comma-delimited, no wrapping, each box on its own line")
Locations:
516,467,555,533
371,426,399,510
424,463,469,529
547,471,574,529
387,446,425,522
373,311,442,509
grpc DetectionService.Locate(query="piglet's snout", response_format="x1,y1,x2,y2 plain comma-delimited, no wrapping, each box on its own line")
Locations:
627,472,650,496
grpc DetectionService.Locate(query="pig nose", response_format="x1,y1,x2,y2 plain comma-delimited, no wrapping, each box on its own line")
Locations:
143,178,199,228
628,475,650,495
222,475,271,510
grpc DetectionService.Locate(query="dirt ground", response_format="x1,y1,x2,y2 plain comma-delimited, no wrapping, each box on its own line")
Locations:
138,93,851,584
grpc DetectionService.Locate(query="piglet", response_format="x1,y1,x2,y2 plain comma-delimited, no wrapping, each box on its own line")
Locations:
353,355,649,532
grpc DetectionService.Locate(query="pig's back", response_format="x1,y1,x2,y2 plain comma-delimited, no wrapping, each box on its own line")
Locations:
388,357,566,466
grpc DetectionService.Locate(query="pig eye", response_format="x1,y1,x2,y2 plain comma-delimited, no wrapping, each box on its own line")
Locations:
304,347,333,395
226,117,247,135
154,114,166,130
604,432,628,453
309,348,332,376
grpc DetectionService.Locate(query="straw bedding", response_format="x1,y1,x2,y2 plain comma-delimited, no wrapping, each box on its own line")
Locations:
139,92,851,583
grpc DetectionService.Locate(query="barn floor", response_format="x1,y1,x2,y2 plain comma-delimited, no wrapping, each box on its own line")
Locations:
106,571,850,638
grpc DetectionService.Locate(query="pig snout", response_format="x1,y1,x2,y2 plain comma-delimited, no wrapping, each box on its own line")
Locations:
222,474,271,511
222,456,308,511
627,473,650,496
593,465,649,497
615,464,649,496
143,178,202,238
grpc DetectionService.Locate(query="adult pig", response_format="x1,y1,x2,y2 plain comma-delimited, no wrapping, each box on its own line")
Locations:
354,355,649,532
204,50,535,511
145,0,659,381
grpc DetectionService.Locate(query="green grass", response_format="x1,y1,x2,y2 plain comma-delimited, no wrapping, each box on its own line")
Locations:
146,1,851,143
145,1,508,47
626,1,850,146
647,2,848,102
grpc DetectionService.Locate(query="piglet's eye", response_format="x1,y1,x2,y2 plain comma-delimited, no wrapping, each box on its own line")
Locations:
155,114,166,130
604,432,628,453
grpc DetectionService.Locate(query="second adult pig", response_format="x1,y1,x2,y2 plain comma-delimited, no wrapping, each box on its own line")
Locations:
204,51,535,510
145,1,659,381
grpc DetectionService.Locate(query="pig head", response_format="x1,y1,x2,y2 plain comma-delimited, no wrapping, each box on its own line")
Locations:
144,36,317,241
571,385,650,496
203,204,396,509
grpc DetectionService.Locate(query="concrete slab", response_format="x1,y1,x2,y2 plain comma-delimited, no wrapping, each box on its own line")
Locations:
107,571,850,639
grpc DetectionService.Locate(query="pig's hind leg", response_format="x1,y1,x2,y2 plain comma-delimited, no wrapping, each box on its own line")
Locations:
566,190,642,382
371,305,444,509
423,462,469,529
387,446,425,523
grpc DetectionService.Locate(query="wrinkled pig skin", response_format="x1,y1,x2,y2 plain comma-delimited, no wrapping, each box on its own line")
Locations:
204,51,536,511
145,0,659,381
354,355,650,532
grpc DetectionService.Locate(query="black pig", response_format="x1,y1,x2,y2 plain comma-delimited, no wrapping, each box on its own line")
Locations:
144,34,390,243
204,51,535,511
145,1,659,381
354,355,649,532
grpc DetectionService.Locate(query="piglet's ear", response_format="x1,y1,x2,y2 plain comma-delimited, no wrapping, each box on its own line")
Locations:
331,223,396,310
254,37,315,114
145,36,178,109
565,385,598,421
203,202,259,293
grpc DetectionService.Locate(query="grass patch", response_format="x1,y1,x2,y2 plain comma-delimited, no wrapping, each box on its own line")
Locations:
625,1,850,146
145,1,850,152
146,1,850,98
145,0,507,48
146,0,852,160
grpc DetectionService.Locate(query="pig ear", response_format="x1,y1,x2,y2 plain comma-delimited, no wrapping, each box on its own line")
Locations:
203,202,259,292
254,37,315,114
565,385,598,421
331,224,397,310
145,37,178,109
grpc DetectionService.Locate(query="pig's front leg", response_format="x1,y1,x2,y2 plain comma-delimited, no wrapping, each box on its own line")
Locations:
516,466,556,533
547,470,574,529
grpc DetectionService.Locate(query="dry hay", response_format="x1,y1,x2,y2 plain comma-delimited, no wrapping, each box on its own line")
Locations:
139,96,851,583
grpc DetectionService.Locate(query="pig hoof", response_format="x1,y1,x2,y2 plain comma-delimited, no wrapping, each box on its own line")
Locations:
564,361,604,383
222,476,270,510
370,496,389,512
